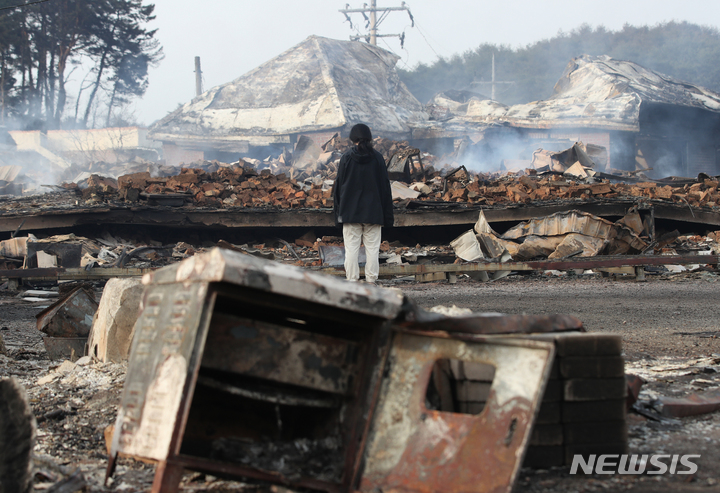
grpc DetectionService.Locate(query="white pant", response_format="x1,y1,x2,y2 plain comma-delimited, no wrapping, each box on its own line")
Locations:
343,223,382,282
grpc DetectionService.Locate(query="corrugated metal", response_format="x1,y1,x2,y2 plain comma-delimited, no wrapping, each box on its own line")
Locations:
500,210,647,253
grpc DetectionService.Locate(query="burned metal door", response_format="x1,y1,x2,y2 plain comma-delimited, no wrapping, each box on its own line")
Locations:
110,281,215,462
359,333,554,493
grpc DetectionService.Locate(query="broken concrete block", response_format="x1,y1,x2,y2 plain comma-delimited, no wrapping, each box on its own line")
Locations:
0,378,36,493
524,446,564,468
552,333,624,356
75,356,92,366
563,420,627,445
530,423,563,446
455,381,492,402
561,399,627,423
56,360,77,374
535,401,561,424
559,356,626,378
563,378,627,401
87,277,144,362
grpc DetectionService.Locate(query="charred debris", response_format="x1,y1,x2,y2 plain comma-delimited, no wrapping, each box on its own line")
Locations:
1,135,720,285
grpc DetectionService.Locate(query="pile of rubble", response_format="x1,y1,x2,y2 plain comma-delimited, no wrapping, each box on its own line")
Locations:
451,209,720,266
41,138,719,214
0,233,200,272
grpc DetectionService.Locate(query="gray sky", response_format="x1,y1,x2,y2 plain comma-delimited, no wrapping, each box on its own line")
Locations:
130,0,720,125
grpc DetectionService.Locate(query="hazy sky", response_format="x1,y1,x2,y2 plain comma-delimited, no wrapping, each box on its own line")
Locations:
129,0,720,125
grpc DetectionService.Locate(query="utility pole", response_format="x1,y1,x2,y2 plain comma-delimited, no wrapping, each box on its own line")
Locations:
491,53,496,101
339,1,414,47
369,0,377,45
194,56,203,96
471,53,514,101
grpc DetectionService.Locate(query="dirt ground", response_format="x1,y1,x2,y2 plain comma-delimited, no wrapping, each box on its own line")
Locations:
1,269,719,492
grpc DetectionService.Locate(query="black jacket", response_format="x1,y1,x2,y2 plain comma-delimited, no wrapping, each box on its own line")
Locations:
333,147,394,228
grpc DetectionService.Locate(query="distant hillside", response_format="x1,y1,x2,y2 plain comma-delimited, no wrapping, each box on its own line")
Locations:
398,22,720,105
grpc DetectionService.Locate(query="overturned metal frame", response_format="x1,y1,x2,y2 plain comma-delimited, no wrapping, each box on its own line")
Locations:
107,248,579,493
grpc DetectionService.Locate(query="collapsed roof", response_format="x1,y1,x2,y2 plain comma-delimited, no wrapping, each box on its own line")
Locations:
442,55,720,132
150,36,427,148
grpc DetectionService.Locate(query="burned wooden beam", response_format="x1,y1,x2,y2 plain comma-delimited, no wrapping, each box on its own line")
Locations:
1,197,720,234
0,267,153,281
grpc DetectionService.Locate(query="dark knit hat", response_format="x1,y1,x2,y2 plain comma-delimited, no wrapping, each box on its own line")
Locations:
349,123,372,143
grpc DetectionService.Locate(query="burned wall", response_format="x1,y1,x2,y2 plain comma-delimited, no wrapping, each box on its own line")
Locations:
639,103,720,177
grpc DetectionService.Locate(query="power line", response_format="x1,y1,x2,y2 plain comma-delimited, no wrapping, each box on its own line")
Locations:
0,0,57,12
413,21,443,60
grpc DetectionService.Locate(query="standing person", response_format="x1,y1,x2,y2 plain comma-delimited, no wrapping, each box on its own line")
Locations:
333,123,394,284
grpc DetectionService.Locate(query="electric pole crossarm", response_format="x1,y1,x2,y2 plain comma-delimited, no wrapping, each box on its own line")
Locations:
339,7,409,13
350,33,403,40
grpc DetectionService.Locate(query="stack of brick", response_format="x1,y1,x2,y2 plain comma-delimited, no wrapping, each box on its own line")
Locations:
523,332,628,468
448,360,495,414
435,332,627,469
429,174,720,207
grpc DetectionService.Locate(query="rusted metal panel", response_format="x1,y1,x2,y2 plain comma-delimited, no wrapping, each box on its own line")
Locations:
143,248,405,320
42,336,87,361
36,286,98,337
111,281,213,461
656,389,720,418
359,334,555,493
201,313,359,394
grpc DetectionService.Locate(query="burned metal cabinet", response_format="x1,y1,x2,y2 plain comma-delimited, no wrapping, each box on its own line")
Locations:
108,248,569,493
108,247,405,493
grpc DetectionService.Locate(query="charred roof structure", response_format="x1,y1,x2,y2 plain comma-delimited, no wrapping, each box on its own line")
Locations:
498,55,720,131
422,55,720,178
150,36,427,166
